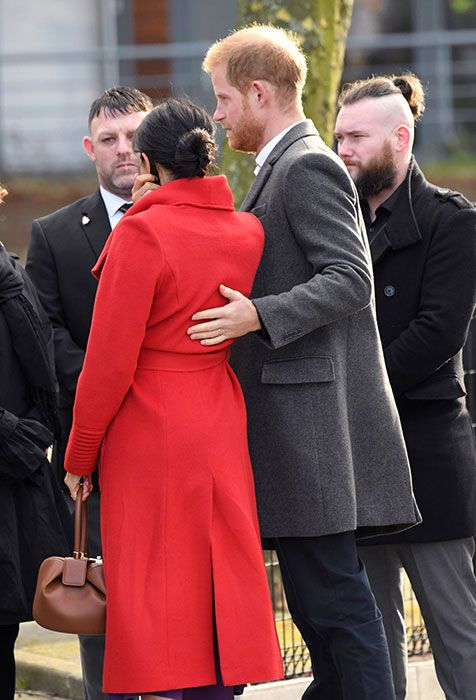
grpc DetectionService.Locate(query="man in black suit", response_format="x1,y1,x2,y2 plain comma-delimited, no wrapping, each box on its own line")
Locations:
26,86,152,700
335,73,476,700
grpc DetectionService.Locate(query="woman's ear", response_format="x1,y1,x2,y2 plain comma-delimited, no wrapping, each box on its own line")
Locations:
141,152,163,184
139,152,152,175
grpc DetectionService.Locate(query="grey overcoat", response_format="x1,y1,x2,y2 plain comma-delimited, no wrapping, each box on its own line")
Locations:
231,120,420,539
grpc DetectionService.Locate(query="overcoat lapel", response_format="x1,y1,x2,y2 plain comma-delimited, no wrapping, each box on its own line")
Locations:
240,162,273,212
80,190,111,259
370,228,393,265
370,159,423,265
240,120,320,212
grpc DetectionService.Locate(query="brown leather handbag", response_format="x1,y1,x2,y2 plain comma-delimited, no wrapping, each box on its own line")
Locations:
33,485,106,634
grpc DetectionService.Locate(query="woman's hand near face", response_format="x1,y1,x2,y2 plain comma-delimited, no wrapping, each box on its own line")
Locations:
132,173,159,203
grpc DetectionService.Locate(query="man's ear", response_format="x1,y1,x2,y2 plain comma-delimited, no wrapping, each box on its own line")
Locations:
395,124,412,152
250,79,271,107
82,136,96,162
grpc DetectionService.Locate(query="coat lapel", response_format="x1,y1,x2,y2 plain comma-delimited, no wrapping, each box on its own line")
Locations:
80,190,111,259
240,162,273,211
370,228,393,264
240,120,320,212
370,160,423,264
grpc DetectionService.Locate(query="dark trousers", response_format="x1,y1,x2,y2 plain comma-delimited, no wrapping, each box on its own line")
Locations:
274,532,395,700
79,633,107,700
0,623,19,700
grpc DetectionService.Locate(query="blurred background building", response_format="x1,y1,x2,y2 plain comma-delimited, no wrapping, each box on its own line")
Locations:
1,0,476,174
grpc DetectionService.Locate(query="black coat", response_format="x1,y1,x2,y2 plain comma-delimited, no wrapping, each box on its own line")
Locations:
366,160,476,544
26,191,110,491
0,257,70,625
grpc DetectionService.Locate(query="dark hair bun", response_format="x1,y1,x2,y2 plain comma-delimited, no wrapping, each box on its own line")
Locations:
133,97,217,180
175,128,217,178
393,73,425,120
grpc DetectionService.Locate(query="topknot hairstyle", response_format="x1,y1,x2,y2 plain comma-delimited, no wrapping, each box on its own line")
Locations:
133,97,217,180
338,73,425,121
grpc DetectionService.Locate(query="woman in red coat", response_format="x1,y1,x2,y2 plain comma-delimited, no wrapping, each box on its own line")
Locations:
64,98,283,699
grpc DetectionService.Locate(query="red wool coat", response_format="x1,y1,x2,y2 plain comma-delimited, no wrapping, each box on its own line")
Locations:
64,175,283,694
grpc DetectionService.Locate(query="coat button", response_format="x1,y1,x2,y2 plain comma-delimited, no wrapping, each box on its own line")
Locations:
384,285,396,297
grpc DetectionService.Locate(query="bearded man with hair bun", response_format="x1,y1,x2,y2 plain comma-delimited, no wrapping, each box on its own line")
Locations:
336,73,476,700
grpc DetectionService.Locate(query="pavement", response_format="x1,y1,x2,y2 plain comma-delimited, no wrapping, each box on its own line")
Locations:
15,621,445,700
15,622,82,700
15,695,70,700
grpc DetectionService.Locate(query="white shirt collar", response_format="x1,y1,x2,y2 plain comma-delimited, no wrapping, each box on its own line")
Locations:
100,186,133,229
254,121,305,176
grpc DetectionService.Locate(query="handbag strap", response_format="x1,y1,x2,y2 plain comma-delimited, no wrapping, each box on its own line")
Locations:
73,484,89,559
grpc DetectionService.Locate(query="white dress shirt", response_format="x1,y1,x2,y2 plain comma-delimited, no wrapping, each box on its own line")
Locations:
100,186,133,230
254,121,305,176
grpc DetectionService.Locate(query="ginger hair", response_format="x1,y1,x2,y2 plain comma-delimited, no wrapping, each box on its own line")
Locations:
203,24,307,110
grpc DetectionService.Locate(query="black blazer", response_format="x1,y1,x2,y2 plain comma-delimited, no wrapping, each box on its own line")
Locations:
26,190,110,490
366,159,476,543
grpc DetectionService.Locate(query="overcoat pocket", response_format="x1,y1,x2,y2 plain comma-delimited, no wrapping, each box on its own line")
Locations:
261,356,335,384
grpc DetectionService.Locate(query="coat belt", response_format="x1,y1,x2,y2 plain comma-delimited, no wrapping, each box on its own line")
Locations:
136,347,230,372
